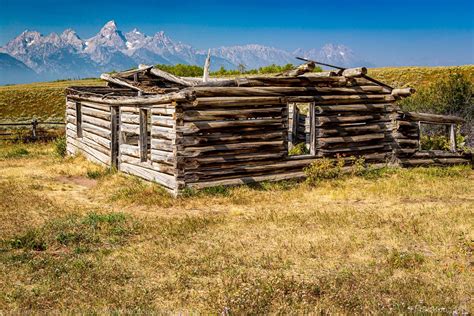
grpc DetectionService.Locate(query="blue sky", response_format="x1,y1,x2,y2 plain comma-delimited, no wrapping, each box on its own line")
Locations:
0,0,473,66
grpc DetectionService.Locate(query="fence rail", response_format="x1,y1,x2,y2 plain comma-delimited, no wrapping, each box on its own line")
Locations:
0,119,65,141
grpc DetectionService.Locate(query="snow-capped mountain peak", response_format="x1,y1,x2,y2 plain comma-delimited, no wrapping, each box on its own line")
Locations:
0,21,370,85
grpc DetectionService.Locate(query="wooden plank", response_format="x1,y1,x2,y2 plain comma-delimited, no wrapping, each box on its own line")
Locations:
315,103,396,114
177,119,283,134
181,140,284,155
399,112,465,124
400,158,470,166
190,97,284,108
317,133,385,145
120,113,140,124
316,115,391,126
151,149,175,165
151,138,173,151
185,171,306,190
120,144,140,158
152,116,174,127
288,94,395,104
120,162,176,189
79,101,112,112
82,114,111,129
120,154,175,175
67,137,111,165
191,86,387,97
68,90,195,106
81,105,111,120
82,122,111,138
179,152,286,167
182,107,284,121
315,123,387,137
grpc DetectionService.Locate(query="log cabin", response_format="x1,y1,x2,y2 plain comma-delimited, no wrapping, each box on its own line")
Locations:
65,63,472,195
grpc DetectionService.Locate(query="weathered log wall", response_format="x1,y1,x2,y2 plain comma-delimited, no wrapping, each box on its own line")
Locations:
174,78,401,189
66,89,178,191
66,99,113,166
117,104,177,190
394,112,472,166
174,96,300,189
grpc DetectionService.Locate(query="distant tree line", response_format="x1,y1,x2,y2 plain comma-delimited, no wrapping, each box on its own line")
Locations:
154,63,323,77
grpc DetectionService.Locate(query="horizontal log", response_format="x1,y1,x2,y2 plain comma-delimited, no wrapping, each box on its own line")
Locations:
152,116,174,127
82,122,111,138
317,143,391,154
177,119,284,134
68,90,195,106
190,86,389,97
177,131,284,146
190,97,284,108
315,103,397,114
81,105,111,120
288,94,395,104
396,139,419,146
82,114,111,129
315,123,388,137
391,88,415,97
67,137,111,165
180,140,284,155
66,128,111,150
399,112,465,124
66,143,108,167
100,73,142,91
182,108,284,121
120,144,140,158
184,170,306,190
411,150,470,159
179,152,286,167
151,125,174,137
77,101,111,112
151,149,175,165
317,133,385,145
120,114,140,124
183,158,316,181
121,122,139,135
400,158,470,166
316,115,391,126
151,138,173,151
120,162,176,189
120,154,175,175
342,67,367,78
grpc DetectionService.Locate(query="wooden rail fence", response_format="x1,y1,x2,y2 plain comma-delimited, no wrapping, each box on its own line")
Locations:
0,119,65,141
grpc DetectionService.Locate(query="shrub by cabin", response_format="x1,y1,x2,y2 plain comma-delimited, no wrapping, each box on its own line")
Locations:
65,63,472,195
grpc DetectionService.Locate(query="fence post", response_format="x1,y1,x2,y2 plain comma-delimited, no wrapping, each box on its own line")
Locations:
32,119,38,141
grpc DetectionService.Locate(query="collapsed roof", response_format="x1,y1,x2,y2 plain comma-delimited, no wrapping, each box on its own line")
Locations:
97,62,415,98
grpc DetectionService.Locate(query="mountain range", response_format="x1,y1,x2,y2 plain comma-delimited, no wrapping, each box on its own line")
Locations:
0,20,371,85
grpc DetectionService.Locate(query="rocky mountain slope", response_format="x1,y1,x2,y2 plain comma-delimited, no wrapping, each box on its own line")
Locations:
0,20,367,84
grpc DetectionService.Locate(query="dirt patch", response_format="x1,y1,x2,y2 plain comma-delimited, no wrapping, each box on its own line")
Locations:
56,176,97,188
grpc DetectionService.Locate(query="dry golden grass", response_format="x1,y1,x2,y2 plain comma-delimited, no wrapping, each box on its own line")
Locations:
0,142,473,314
368,65,474,89
0,79,103,122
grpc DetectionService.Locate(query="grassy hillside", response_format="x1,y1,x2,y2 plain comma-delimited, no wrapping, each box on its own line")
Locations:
0,79,103,122
368,65,474,89
0,66,473,122
0,142,472,313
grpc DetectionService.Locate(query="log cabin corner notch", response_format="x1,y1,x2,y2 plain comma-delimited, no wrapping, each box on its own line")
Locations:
65,63,472,195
